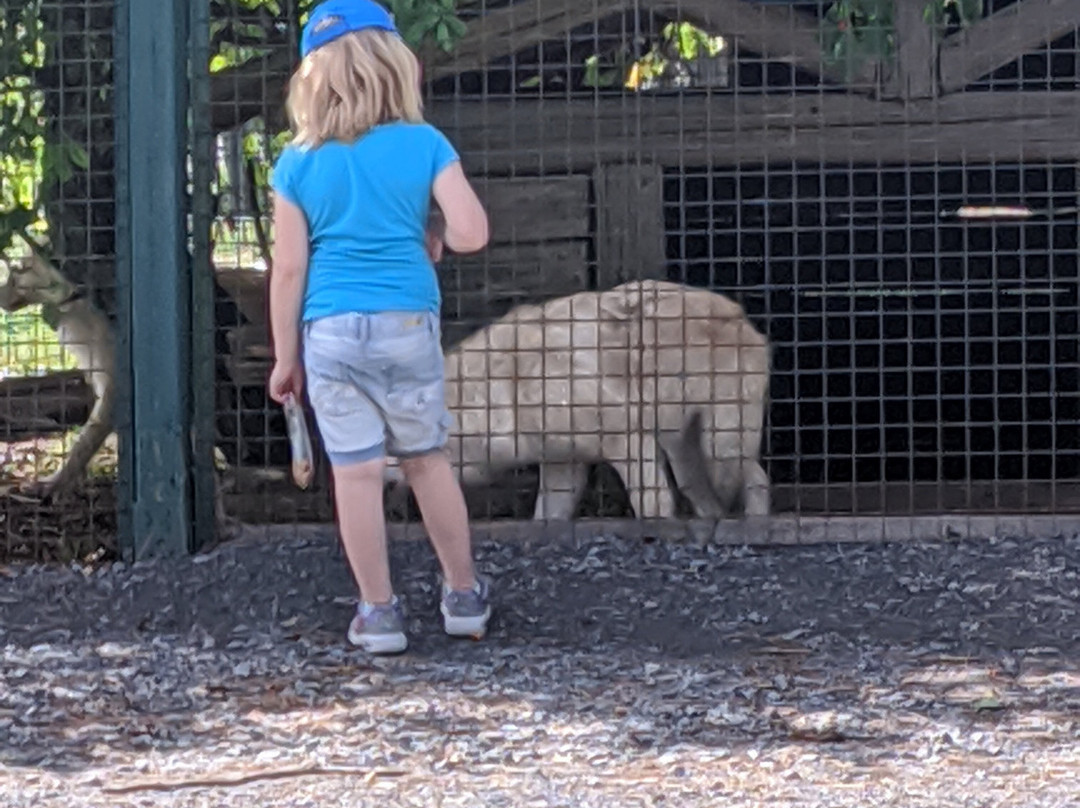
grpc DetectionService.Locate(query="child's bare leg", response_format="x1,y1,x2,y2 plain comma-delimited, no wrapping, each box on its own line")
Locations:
399,450,475,590
332,457,394,604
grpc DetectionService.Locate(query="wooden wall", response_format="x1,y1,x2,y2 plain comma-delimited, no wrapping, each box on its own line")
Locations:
438,162,667,346
437,174,591,347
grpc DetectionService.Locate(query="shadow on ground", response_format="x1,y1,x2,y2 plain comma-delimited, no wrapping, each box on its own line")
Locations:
0,529,1078,803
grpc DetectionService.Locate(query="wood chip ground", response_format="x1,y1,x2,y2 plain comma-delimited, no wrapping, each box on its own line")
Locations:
1,530,1078,807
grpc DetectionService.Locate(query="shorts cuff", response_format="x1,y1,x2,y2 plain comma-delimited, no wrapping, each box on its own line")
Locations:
393,444,446,460
327,442,386,466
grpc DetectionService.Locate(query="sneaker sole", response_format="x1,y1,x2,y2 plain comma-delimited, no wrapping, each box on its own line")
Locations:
441,605,492,639
347,629,408,655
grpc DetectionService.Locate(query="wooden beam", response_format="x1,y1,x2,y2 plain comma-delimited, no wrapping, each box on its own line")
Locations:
428,90,1080,172
0,370,93,440
191,0,220,553
939,0,1080,93
442,241,590,301
593,162,667,287
440,241,591,348
426,0,628,82
426,0,851,86
246,513,1080,550
650,0,865,87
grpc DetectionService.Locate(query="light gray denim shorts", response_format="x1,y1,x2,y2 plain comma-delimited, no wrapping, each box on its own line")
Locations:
301,310,452,466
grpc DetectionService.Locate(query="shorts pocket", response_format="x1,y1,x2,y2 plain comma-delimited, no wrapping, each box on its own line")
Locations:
368,314,442,379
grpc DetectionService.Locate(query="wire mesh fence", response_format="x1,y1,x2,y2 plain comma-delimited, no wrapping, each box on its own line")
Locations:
0,0,118,562
200,0,1080,540
198,0,1080,540
2,0,1079,561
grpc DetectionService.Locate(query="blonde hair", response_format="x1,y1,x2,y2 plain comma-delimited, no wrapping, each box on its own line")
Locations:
286,29,423,148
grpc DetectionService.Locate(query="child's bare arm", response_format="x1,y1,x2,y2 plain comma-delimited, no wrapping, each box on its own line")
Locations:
432,161,488,254
268,191,310,377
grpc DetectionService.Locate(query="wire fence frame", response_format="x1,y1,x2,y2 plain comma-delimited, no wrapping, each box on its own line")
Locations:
3,0,1080,562
0,0,120,562
191,0,1080,548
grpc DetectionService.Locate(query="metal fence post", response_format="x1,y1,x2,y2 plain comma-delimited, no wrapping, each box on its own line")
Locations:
114,0,194,559
188,0,219,554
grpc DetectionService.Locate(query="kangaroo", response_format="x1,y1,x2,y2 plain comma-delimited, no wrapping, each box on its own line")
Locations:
385,279,771,520
0,252,115,499
0,251,241,538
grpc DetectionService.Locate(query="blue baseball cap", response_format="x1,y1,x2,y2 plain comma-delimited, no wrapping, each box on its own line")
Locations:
300,0,399,58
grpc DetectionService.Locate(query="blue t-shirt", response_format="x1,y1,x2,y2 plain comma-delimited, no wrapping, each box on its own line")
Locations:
270,121,459,321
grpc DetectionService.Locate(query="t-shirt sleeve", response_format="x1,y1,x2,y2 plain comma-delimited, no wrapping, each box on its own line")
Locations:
429,127,460,182
270,146,301,205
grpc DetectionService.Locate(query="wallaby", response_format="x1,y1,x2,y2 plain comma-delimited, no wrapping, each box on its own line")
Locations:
385,279,771,521
0,250,242,538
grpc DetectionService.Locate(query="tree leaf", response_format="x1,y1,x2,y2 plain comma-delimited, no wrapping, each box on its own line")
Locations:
678,23,699,61
435,23,455,51
66,142,90,171
445,16,467,38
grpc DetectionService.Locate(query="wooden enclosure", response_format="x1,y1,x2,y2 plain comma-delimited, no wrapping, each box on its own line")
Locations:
203,0,1080,526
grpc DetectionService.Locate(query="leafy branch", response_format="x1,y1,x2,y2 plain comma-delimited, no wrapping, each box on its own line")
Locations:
820,0,983,80
1,2,53,258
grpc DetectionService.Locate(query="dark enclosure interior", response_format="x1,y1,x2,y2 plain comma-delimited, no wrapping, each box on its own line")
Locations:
665,161,1080,512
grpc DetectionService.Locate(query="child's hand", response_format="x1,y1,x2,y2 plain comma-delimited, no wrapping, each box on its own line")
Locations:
269,359,305,404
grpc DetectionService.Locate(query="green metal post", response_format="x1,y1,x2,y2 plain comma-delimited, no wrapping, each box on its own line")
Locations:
189,0,219,553
114,0,194,559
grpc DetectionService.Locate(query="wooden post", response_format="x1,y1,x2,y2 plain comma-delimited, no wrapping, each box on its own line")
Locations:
593,162,667,289
115,0,194,559
885,0,938,100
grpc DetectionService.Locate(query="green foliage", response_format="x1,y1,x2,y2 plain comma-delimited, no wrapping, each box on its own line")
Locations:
209,0,467,74
631,21,726,90
0,2,97,260
388,0,466,52
581,20,727,91
820,0,984,79
0,308,76,376
0,2,48,259
820,0,894,78
0,3,86,377
667,21,726,62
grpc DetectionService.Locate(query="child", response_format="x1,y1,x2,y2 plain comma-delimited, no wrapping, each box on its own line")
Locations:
266,0,492,654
